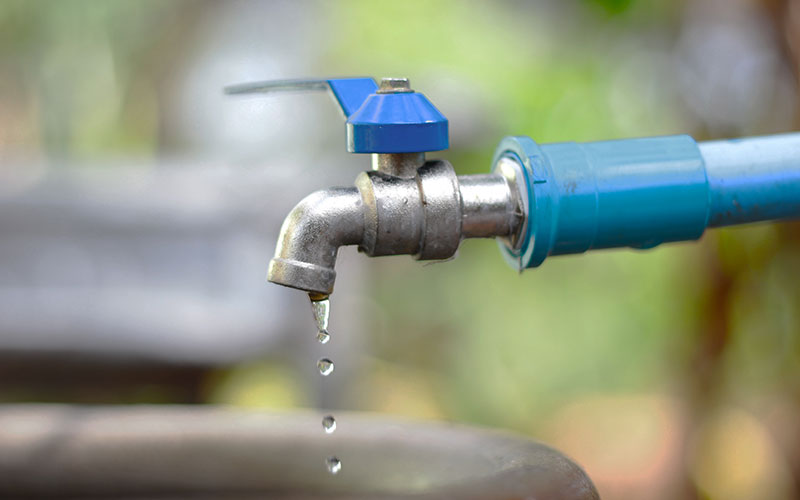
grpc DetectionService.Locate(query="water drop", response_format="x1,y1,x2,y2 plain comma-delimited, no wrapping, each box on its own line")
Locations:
317,358,334,376
310,297,330,332
316,330,330,344
322,415,336,434
326,456,342,475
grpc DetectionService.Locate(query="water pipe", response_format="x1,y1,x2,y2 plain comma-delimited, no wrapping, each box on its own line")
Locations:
226,77,800,297
495,133,800,270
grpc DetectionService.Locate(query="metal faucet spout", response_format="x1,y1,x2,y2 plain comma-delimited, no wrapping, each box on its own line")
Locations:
267,160,525,297
267,187,364,297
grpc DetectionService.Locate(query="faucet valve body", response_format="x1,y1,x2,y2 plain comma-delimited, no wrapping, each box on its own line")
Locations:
268,160,525,295
357,161,464,260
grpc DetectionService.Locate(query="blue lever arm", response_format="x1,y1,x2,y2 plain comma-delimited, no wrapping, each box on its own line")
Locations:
223,77,378,117
495,133,800,270
327,78,378,117
224,76,448,154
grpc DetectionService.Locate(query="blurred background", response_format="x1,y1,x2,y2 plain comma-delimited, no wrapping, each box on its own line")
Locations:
1,0,800,498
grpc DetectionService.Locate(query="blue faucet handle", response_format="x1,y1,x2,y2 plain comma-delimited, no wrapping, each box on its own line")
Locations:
225,77,449,154
224,77,377,117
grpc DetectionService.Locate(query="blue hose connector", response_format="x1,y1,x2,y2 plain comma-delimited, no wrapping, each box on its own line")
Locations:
494,133,800,270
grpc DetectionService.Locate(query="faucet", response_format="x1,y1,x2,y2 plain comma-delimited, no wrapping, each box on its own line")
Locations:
227,77,800,299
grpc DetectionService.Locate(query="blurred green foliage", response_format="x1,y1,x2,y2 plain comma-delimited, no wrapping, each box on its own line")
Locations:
585,0,635,15
324,0,685,148
0,0,183,158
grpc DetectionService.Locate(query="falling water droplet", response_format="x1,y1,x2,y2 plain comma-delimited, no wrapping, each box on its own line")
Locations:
317,358,334,376
310,297,330,332
309,296,340,474
322,415,337,434
326,456,342,475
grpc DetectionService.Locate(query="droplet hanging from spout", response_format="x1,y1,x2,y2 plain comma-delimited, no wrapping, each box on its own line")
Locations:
310,296,330,332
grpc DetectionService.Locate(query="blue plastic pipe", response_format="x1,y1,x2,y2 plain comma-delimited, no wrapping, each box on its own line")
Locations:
494,133,800,270
701,134,800,227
